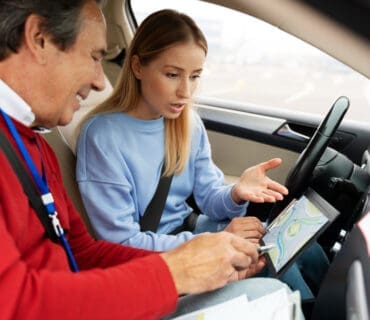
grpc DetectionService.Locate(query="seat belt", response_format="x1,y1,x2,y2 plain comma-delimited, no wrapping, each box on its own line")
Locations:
140,165,173,232
139,164,199,234
0,130,59,242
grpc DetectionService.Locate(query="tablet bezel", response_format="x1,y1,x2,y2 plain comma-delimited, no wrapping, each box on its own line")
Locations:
261,188,340,277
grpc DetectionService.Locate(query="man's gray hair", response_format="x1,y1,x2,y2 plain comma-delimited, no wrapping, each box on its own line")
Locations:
0,0,104,61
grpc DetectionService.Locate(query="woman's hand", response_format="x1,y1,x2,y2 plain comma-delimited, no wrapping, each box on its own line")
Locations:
231,158,288,204
224,216,265,241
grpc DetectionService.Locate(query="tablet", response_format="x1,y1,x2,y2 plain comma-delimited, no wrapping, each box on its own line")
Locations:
261,188,340,277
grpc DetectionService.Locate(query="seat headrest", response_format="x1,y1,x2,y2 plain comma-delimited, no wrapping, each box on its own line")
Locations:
58,75,113,154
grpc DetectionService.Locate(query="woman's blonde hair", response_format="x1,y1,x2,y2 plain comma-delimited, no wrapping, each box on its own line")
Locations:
83,9,208,176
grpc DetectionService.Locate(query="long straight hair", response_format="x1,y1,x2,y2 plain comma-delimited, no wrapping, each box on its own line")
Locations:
83,9,208,176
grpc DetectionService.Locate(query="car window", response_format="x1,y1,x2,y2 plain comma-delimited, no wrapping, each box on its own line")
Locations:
130,0,370,123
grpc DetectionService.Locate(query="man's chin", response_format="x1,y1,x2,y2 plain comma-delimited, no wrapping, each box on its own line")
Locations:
58,113,75,127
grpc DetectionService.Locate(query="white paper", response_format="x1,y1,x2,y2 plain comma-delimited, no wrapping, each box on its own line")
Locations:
246,288,293,319
171,288,294,320
171,295,249,320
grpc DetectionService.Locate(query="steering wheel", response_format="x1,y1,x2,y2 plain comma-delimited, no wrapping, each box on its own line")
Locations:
284,96,350,199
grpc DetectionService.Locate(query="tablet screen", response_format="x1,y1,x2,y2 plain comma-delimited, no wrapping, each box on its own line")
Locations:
262,189,339,275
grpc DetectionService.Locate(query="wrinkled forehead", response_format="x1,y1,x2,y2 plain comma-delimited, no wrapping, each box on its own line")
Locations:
77,1,107,51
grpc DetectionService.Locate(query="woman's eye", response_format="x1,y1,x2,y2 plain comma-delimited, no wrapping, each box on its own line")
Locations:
166,73,178,79
191,74,201,80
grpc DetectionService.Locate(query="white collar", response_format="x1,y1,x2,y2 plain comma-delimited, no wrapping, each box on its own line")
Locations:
0,79,35,127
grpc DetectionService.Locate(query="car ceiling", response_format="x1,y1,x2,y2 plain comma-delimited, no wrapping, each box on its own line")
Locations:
301,0,370,41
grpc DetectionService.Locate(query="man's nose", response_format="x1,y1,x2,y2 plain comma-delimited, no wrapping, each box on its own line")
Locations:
92,62,106,92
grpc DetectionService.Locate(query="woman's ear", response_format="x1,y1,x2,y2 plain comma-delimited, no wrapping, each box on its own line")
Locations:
23,14,47,64
131,55,143,79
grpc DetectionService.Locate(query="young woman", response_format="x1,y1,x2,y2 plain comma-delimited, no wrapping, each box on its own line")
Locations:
76,9,328,299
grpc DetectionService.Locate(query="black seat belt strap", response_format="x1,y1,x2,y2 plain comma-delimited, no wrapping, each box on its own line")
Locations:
0,130,59,242
140,164,173,233
139,165,200,234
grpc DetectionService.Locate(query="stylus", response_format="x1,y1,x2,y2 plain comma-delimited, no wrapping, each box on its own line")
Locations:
257,244,276,254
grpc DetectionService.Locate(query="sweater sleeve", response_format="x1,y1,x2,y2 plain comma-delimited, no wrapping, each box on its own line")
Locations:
191,114,248,220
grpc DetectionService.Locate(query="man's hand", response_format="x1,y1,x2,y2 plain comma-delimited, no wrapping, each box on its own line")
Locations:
237,255,266,280
160,232,259,295
224,216,265,241
231,158,288,204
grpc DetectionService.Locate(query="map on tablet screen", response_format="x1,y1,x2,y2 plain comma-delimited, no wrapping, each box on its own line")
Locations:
262,188,339,276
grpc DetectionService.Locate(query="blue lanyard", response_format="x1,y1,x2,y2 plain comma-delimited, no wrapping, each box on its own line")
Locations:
0,109,79,272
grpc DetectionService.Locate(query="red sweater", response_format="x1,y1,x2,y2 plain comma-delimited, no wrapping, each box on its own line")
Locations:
0,117,177,320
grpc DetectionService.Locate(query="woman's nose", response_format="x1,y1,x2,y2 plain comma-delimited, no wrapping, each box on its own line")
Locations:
177,78,192,98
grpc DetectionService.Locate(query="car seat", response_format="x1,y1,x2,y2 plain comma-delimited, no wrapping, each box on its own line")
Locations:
44,76,113,237
311,210,370,320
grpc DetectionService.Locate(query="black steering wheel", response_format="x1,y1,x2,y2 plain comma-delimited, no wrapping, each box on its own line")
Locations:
285,96,350,199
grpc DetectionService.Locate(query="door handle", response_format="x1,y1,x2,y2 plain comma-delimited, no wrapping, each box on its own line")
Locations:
276,123,310,142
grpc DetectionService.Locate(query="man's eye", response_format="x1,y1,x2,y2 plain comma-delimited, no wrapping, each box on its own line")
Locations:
191,74,201,80
92,55,102,62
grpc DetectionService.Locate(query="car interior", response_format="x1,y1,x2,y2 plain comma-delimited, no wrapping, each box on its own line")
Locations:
43,0,369,319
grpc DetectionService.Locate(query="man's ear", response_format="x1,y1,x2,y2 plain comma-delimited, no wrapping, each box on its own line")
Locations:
23,14,47,64
131,55,143,79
